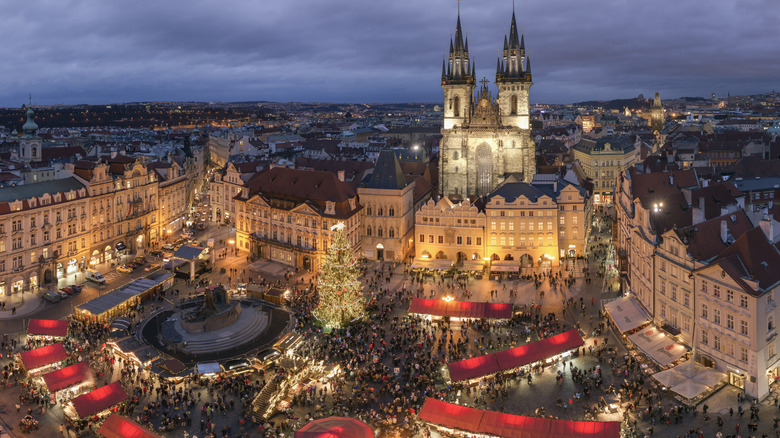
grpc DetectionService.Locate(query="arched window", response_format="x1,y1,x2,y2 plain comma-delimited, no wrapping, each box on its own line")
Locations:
453,96,460,117
366,226,372,236
31,147,37,158
377,227,383,237
378,207,383,216
389,207,395,216
453,151,459,160
389,228,395,238
366,205,372,215
511,95,518,115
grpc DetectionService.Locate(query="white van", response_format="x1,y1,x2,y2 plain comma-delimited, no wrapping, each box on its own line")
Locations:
86,270,106,284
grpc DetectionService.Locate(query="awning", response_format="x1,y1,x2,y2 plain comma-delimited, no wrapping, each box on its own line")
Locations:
42,362,93,393
411,258,453,270
196,362,221,375
295,416,375,438
460,261,484,271
71,381,129,418
173,244,207,261
628,326,687,366
27,319,68,338
19,342,69,371
604,296,650,334
418,398,620,438
490,261,521,273
97,413,162,438
448,330,584,382
409,298,512,320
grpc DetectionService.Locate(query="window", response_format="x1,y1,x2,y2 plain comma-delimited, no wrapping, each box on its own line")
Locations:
770,315,776,331
727,314,734,330
741,320,749,336
713,335,721,351
713,284,720,298
438,235,443,244
701,304,708,319
500,236,506,246
547,221,553,231
713,309,720,325
701,281,708,294
683,293,690,308
701,330,708,345
491,236,497,245
671,286,677,302
367,226,372,236
660,303,666,318
389,208,395,216
660,280,666,295
388,228,394,238
559,216,565,225
740,347,748,363
419,234,424,243
378,228,383,238
740,295,748,308
771,343,777,358
457,236,462,245
509,222,514,231
428,235,433,244
491,222,496,231
476,237,482,246
466,237,472,245
500,222,505,231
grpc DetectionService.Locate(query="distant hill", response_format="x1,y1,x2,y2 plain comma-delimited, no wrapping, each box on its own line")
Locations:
572,97,652,111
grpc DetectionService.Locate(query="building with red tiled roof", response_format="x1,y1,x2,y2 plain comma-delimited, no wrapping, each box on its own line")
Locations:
234,167,362,272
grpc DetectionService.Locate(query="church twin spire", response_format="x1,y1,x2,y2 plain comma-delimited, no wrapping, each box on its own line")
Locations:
496,9,531,83
443,6,475,84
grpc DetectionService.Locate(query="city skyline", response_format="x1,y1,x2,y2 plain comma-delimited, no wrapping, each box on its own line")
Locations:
0,0,777,107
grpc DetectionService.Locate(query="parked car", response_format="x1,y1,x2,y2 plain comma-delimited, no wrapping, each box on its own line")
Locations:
86,270,106,284
69,284,82,293
149,250,164,258
162,244,175,251
43,291,61,303
56,290,69,299
144,263,161,272
117,265,133,274
60,286,79,295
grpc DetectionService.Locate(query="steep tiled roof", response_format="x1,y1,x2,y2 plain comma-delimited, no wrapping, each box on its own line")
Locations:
720,156,780,179
364,150,407,190
678,210,753,262
689,181,743,220
709,227,780,296
41,146,86,161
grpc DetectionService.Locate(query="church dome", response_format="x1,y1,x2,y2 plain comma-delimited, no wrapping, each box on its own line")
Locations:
22,107,38,137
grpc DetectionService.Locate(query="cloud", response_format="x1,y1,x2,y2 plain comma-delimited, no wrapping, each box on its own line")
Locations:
0,0,776,106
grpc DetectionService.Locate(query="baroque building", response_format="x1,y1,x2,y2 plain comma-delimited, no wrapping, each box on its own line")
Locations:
438,9,536,198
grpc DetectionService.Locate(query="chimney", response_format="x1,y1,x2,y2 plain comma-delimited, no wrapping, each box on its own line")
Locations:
337,170,345,182
720,220,728,244
669,174,674,187
696,196,705,225
760,215,775,243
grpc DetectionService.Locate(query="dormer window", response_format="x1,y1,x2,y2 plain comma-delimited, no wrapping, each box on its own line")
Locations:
325,201,335,215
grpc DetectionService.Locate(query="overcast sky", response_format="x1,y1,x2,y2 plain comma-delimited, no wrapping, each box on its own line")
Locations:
0,0,777,106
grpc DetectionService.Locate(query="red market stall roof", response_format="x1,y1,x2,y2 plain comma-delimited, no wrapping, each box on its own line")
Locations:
97,413,162,438
72,381,129,419
408,298,512,319
27,319,68,338
43,362,93,393
418,399,620,438
19,342,68,371
448,330,584,382
296,416,375,438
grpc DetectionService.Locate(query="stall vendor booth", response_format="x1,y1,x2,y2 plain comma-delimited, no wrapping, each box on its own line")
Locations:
27,319,69,341
447,330,584,383
264,288,287,305
296,416,375,438
106,336,160,368
274,332,304,355
41,362,94,403
75,271,173,323
627,326,687,367
18,342,69,376
418,398,620,438
603,296,650,335
197,362,221,379
97,413,162,438
409,298,513,320
150,358,192,383
66,381,129,422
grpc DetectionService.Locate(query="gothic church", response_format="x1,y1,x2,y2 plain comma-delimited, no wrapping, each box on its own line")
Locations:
439,8,536,197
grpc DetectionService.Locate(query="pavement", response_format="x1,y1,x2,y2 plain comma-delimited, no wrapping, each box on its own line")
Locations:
0,292,44,320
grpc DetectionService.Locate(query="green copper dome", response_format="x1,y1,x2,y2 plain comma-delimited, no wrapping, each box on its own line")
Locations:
22,107,38,137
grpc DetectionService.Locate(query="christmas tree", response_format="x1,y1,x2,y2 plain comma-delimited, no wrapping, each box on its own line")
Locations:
313,222,365,328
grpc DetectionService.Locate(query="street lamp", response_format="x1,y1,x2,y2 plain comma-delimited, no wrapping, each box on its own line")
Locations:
653,202,663,213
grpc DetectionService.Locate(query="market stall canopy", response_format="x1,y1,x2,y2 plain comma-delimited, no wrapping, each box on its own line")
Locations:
652,368,688,388
19,342,68,371
628,326,687,366
673,361,727,387
604,297,650,334
196,362,221,375
42,362,93,393
172,244,207,261
670,379,711,400
76,272,173,319
461,261,484,271
448,330,584,382
411,258,452,270
296,416,375,438
409,298,512,320
97,413,162,438
418,398,620,438
27,319,68,338
490,260,521,273
72,381,129,419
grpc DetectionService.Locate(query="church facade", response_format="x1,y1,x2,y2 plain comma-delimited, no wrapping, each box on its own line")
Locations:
438,9,536,198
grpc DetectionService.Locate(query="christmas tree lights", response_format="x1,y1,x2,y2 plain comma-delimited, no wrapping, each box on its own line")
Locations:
313,222,365,328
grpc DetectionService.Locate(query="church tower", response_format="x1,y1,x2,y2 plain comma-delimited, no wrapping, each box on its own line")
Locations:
19,103,42,163
441,9,475,130
650,91,664,132
495,9,532,130
439,6,536,198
